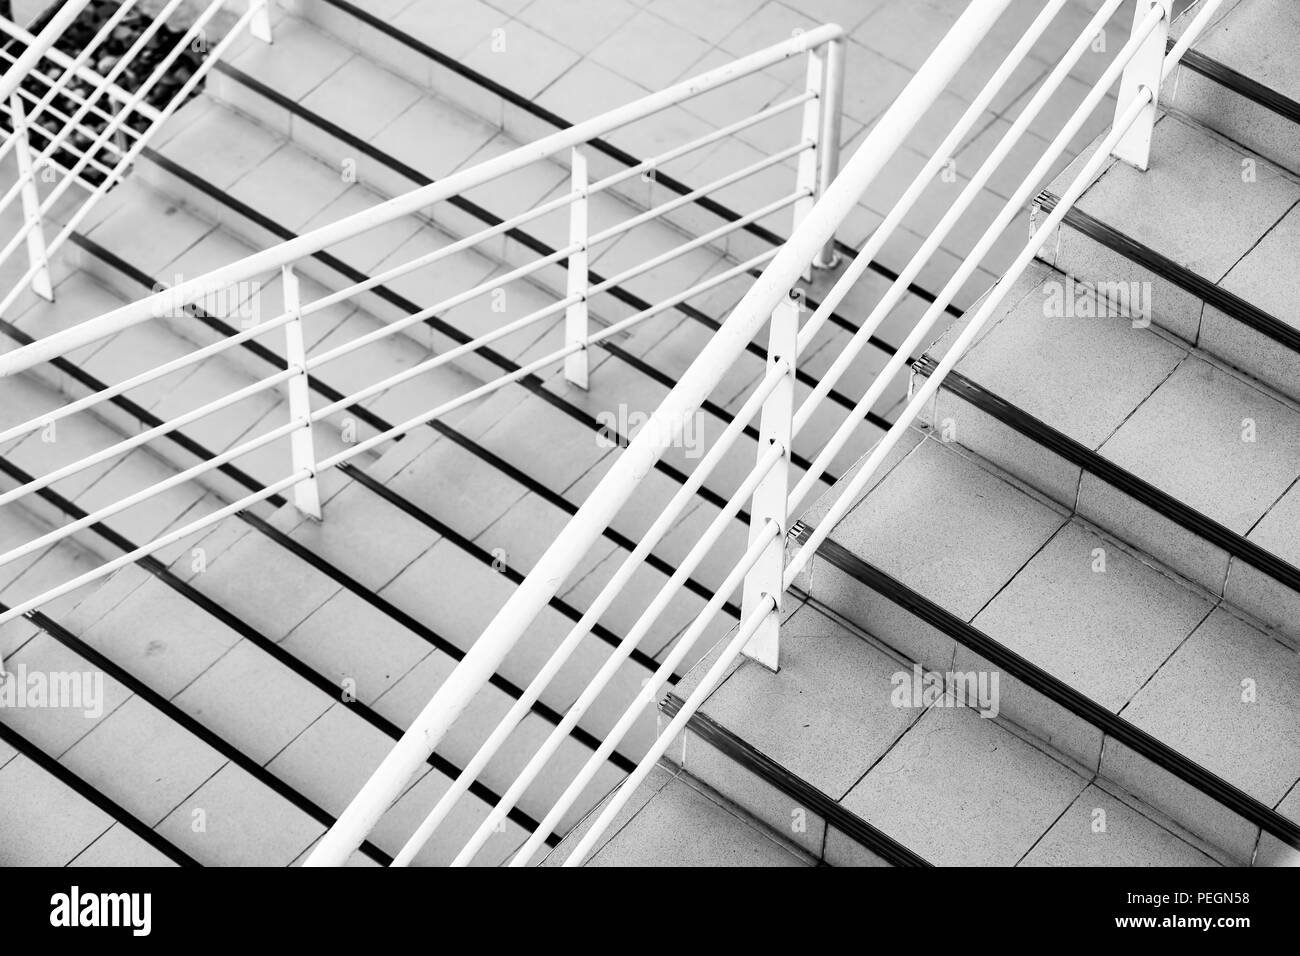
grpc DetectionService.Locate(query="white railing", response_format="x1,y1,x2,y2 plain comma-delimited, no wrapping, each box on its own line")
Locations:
0,0,272,314
0,0,1227,863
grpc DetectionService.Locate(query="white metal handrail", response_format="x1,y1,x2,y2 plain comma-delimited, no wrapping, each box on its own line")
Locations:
0,0,1229,864
0,0,270,314
307,0,1232,867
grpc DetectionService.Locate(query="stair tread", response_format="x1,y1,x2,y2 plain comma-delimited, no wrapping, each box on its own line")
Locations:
0,752,116,865
1192,0,1300,104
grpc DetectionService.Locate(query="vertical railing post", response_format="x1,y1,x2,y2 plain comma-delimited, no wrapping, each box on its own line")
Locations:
814,37,845,269
564,147,589,390
793,45,824,282
10,95,54,302
282,263,321,519
248,0,273,43
1111,0,1172,170
740,292,796,671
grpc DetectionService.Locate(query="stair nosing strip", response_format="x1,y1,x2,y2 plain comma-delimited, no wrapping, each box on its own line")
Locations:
0,693,200,867
314,0,963,324
1036,188,1300,356
1166,37,1300,128
917,356,1300,597
0,454,561,847
659,691,931,867
13,604,394,866
792,521,1300,852
208,59,892,444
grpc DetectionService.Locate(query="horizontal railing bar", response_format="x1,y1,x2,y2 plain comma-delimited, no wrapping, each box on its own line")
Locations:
0,415,303,578
518,519,782,866
0,369,294,510
0,0,96,105
460,441,786,866
392,358,787,864
0,22,845,376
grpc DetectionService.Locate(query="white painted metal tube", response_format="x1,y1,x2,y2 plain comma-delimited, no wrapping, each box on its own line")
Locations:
0,24,844,378
0,0,141,169
0,0,96,107
0,0,185,214
786,5,1162,516
0,470,309,628
511,519,783,867
4,80,137,150
1162,0,1226,80
305,0,1010,867
396,389,784,866
0,310,299,448
0,3,257,319
0,370,294,509
562,592,777,867
785,89,1154,588
451,440,786,866
794,0,1074,356
0,415,303,574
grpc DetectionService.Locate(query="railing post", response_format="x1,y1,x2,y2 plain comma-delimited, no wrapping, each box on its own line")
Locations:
248,0,273,43
793,45,823,282
10,95,54,302
740,292,796,671
282,263,321,519
814,38,845,270
1110,0,1171,170
564,147,589,390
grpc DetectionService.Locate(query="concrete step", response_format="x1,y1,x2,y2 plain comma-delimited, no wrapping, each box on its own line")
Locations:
919,259,1300,643
667,597,1228,866
1163,0,1300,176
793,434,1300,865
1036,112,1300,404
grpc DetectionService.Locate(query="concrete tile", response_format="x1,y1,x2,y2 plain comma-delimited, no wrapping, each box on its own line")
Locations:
1120,608,1300,806
300,55,424,142
265,702,396,816
70,823,178,867
699,604,920,799
1098,357,1300,534
228,143,352,232
62,694,226,827
645,0,757,44
157,762,324,866
156,104,285,192
0,756,113,866
535,58,650,122
519,0,640,53
81,575,241,698
1195,0,1300,104
1074,114,1300,282
585,774,809,866
831,437,1066,620
589,10,711,92
1225,481,1300,640
839,702,1087,866
173,639,332,765
282,589,433,706
384,436,528,541
1019,784,1218,866
230,16,355,100
1255,783,1300,866
462,19,583,99
957,272,1188,449
972,521,1213,712
371,95,497,182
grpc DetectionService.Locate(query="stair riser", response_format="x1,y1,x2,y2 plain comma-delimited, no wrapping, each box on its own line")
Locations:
291,3,772,266
917,382,1299,645
1035,212,1300,404
801,553,1252,864
1163,73,1300,178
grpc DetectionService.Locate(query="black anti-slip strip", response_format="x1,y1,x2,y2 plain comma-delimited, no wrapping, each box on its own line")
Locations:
68,231,740,622
0,304,642,770
337,463,665,689
210,60,886,453
917,357,1300,596
659,693,930,866
317,0,964,325
792,522,1300,851
11,605,393,865
1036,189,1300,355
1166,37,1300,127
0,701,198,866
140,146,739,519
0,457,559,846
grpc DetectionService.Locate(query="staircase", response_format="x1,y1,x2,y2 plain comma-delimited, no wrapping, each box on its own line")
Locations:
0,0,1296,868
